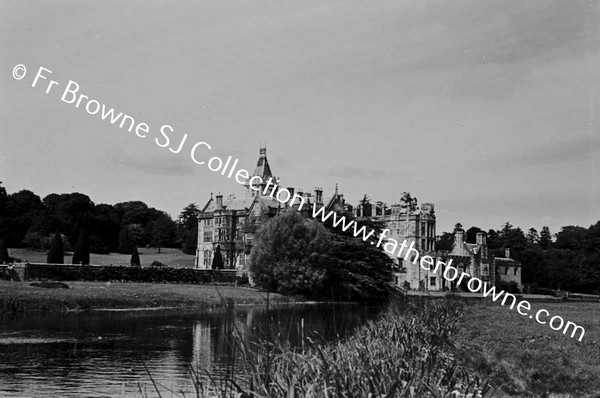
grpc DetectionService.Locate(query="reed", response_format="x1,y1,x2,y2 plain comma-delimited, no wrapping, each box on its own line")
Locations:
145,296,494,398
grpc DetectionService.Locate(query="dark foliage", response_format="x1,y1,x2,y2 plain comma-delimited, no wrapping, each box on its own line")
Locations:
178,203,199,255
152,212,177,253
250,209,395,302
0,237,10,264
212,245,224,270
130,247,141,267
19,263,237,284
0,182,181,255
72,230,90,265
47,232,64,264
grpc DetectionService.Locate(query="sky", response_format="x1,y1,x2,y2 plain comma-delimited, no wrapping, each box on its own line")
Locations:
1,0,599,234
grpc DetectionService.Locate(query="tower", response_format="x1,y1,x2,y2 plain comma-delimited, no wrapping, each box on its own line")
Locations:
245,145,277,197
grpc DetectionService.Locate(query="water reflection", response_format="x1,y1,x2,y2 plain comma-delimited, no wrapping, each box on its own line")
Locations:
0,303,377,397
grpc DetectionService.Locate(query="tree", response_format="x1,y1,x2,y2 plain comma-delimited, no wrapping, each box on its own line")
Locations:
91,204,120,253
118,224,143,253
47,232,64,264
466,226,483,243
538,226,553,250
43,192,95,245
584,221,600,254
212,244,224,270
321,214,396,301
436,232,454,251
178,203,199,255
526,228,539,246
250,210,330,296
400,192,418,221
0,237,10,264
22,230,43,250
72,230,90,265
130,247,141,267
152,212,177,253
496,222,528,259
554,226,585,251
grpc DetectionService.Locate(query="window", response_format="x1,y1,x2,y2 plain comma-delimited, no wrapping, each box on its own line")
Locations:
430,277,436,286
504,267,509,275
204,231,211,242
482,264,489,277
203,250,213,266
514,268,518,276
421,224,426,236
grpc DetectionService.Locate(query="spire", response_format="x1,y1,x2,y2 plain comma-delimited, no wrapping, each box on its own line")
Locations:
335,183,338,195
252,145,273,182
245,144,275,197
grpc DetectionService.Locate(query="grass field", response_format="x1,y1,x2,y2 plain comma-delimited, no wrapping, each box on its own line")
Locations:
0,280,287,314
458,300,600,397
8,247,196,267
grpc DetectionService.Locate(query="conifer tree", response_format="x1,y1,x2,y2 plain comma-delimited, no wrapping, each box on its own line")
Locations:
212,245,224,270
539,226,552,249
130,247,141,267
72,230,90,265
47,232,64,264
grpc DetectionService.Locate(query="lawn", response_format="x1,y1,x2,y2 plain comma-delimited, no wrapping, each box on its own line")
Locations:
0,280,287,314
457,300,600,397
8,247,196,267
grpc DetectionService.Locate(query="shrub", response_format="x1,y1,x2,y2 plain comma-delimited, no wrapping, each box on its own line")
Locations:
47,232,64,264
236,273,249,286
150,260,166,267
496,281,521,294
130,247,141,267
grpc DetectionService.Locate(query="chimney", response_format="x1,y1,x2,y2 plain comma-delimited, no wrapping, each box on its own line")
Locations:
287,187,295,197
505,248,511,258
314,187,323,204
216,193,223,208
455,228,465,245
476,232,486,246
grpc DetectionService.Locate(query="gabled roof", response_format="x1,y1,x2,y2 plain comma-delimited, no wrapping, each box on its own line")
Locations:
223,197,255,211
255,196,281,212
200,196,254,214
200,197,214,213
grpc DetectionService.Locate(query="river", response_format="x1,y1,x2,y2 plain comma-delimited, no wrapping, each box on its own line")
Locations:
0,303,377,397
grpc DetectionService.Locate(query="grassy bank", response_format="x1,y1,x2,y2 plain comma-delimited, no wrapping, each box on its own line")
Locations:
0,280,287,314
8,247,196,268
150,297,492,398
140,297,600,398
457,301,600,397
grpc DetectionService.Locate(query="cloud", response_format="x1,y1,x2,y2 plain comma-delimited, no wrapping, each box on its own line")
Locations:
103,150,194,177
500,135,600,167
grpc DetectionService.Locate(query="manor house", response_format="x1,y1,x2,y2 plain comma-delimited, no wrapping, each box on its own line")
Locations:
194,146,521,291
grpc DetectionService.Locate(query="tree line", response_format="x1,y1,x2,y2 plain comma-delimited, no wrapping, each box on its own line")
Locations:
437,221,600,294
0,182,200,259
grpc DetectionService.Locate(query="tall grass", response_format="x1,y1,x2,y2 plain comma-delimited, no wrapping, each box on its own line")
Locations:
143,296,494,398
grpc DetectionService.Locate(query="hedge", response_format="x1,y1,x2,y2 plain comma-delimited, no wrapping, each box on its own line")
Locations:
19,264,238,285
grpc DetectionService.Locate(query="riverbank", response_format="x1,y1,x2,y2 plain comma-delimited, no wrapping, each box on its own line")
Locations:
0,280,288,314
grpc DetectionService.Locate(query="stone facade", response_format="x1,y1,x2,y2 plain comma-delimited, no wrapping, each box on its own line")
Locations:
194,146,522,293
398,228,522,292
195,147,350,270
354,199,437,289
